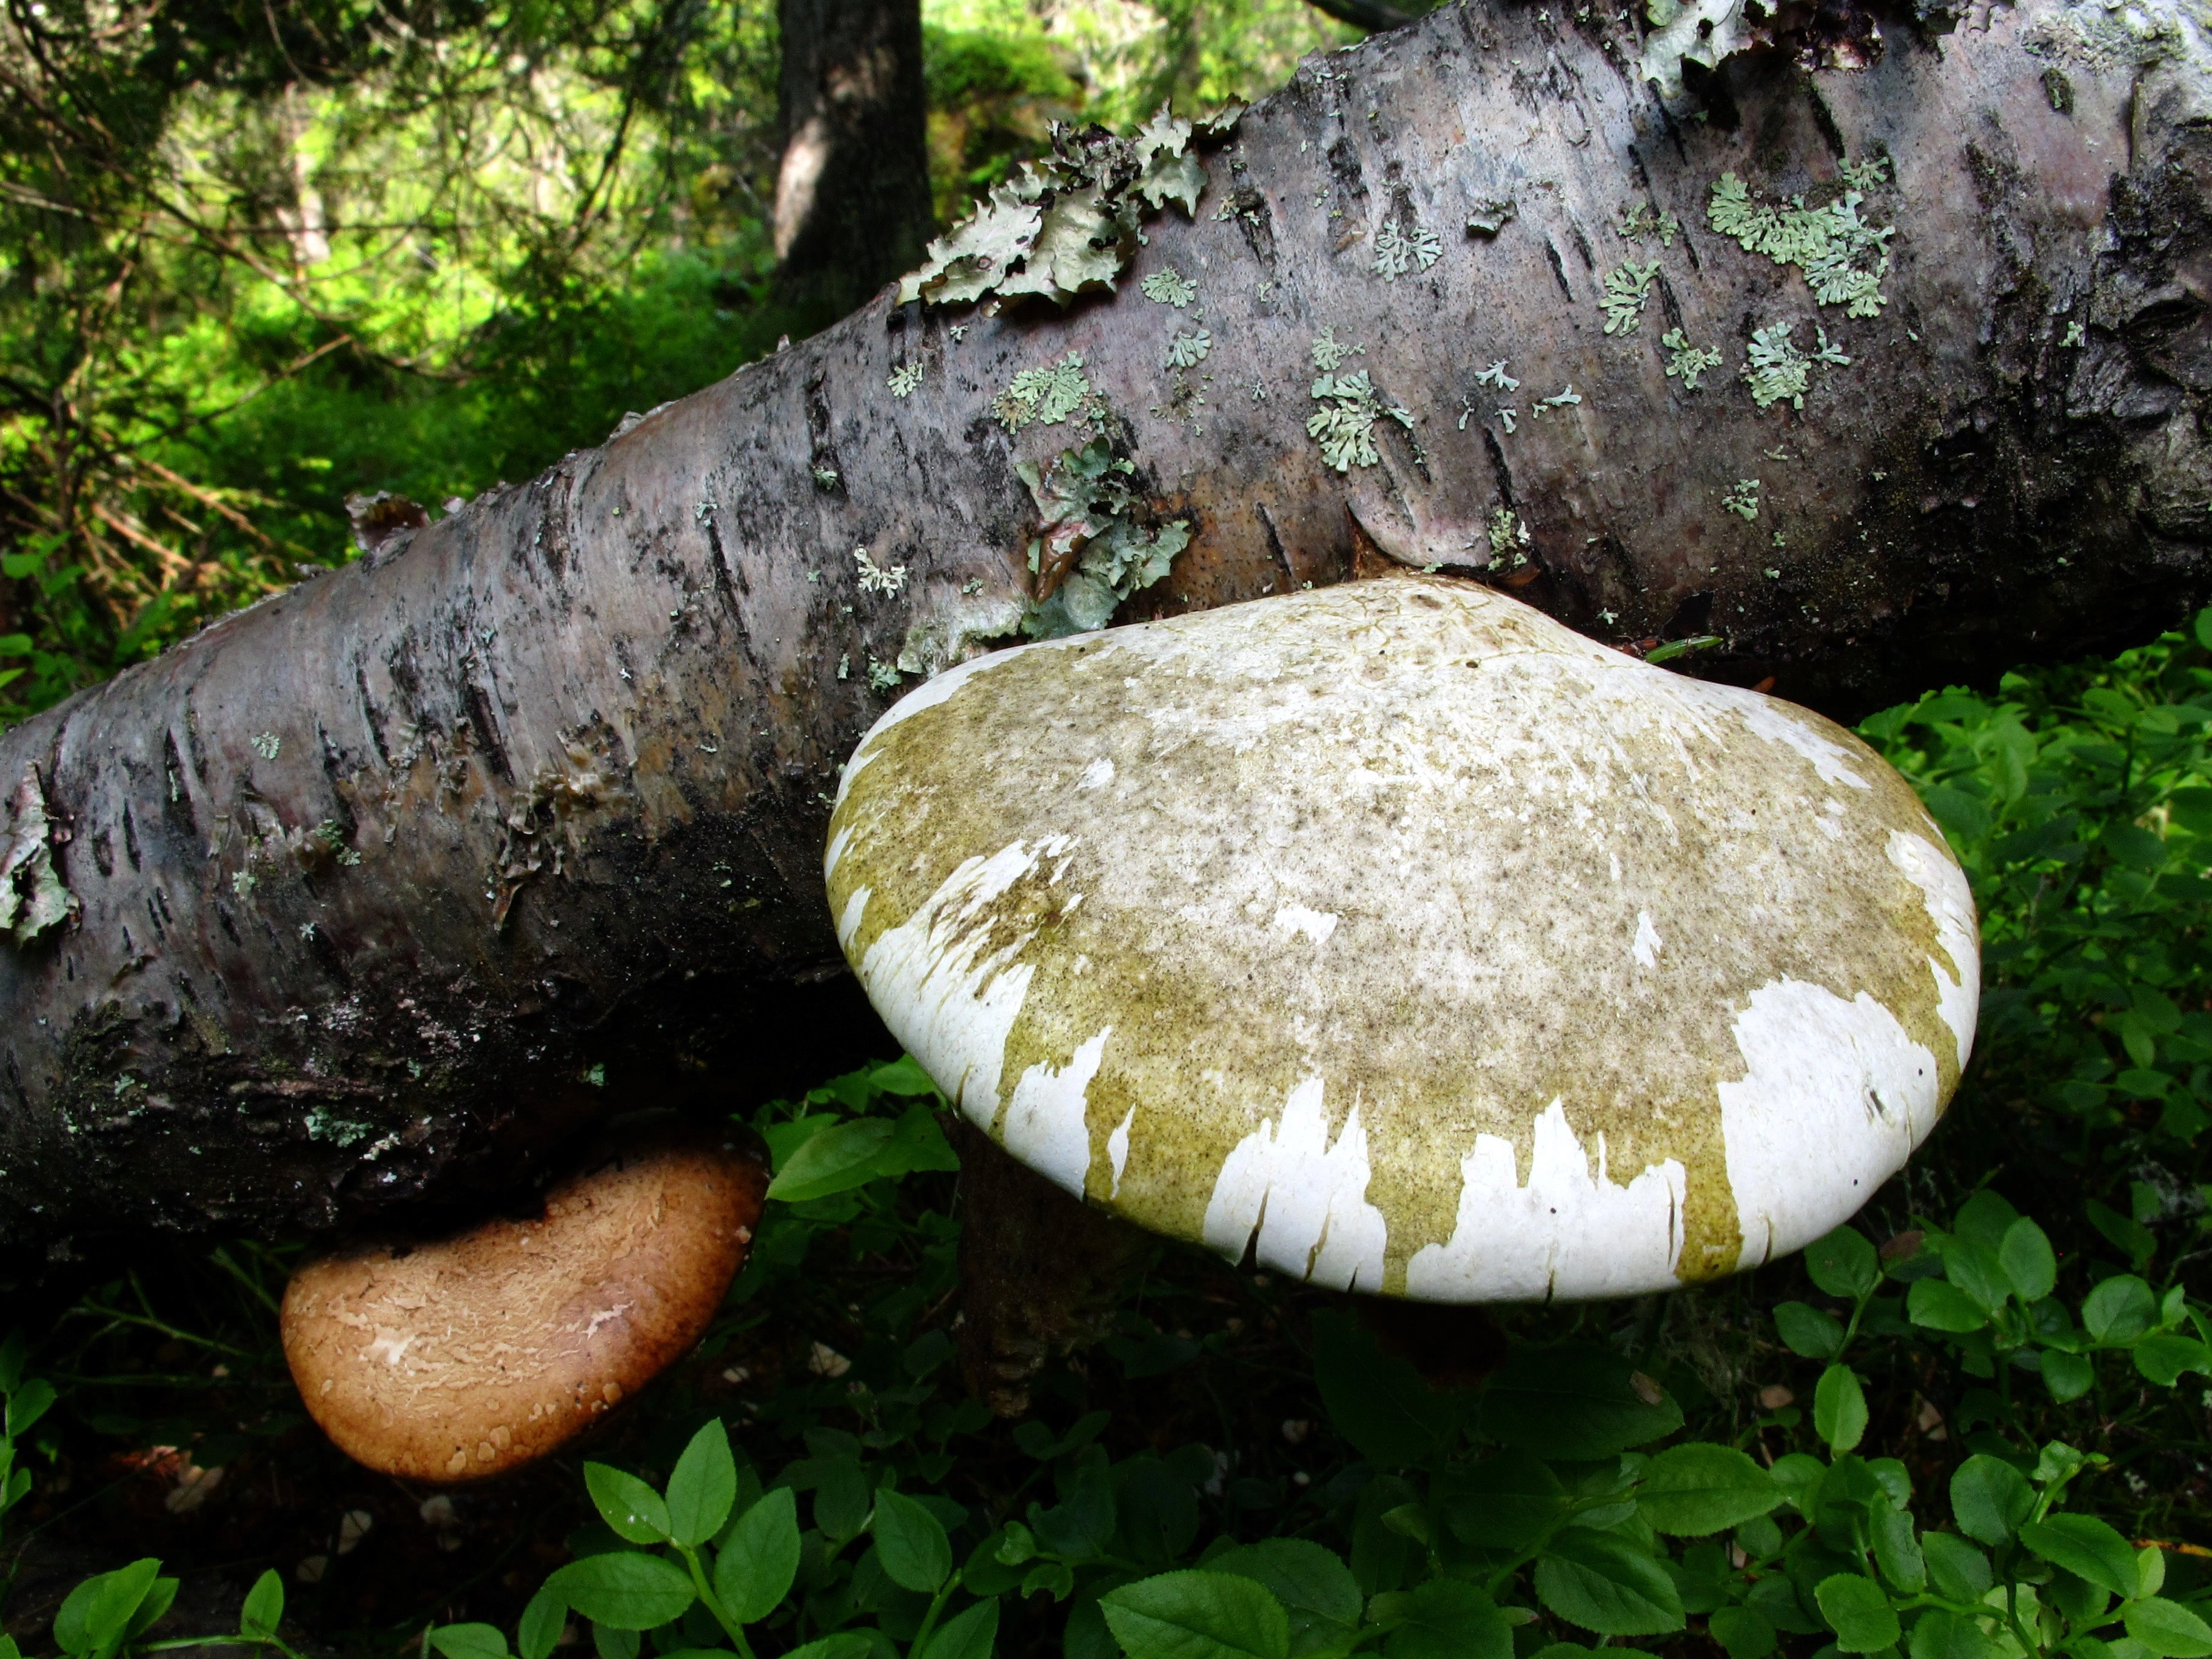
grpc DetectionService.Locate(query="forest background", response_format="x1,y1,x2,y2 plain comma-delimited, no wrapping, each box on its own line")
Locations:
4,2,2212,1658
0,0,1352,719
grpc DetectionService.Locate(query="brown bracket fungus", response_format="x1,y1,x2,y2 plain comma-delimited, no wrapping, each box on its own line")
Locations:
825,575,1979,1304
281,1126,766,1480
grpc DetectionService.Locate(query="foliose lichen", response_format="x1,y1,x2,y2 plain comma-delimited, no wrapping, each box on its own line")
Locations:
897,104,1238,309
993,352,1098,434
1723,478,1762,520
1373,218,1442,282
1742,322,1850,411
1142,268,1198,308
1618,201,1681,247
855,547,910,596
1709,171,1894,319
888,362,926,398
1309,367,1414,472
1017,440,1191,638
1601,261,1661,336
1663,328,1723,390
1167,330,1213,369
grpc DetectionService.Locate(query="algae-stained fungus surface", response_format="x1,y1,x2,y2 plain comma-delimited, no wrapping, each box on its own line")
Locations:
825,577,1979,1303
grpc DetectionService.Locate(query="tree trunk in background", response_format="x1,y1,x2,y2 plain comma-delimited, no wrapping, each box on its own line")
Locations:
771,0,934,317
3,0,2209,1261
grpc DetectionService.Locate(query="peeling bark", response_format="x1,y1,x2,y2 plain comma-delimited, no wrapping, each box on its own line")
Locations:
2,0,2209,1257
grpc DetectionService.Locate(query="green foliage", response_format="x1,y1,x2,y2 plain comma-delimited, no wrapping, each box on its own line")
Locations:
1863,609,2212,1151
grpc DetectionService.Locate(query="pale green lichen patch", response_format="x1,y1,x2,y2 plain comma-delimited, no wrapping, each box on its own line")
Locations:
888,361,926,398
1167,330,1212,369
1741,323,1848,411
1601,261,1661,336
1664,329,1723,390
1141,268,1197,308
1709,173,1894,318
899,103,1230,309
1308,367,1413,472
1373,218,1441,281
1723,478,1762,519
1016,440,1190,638
992,352,1096,434
1618,201,1681,247
827,578,1977,1303
0,765,77,947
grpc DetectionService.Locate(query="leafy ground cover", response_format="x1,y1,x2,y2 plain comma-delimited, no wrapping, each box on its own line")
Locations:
4,618,2212,1659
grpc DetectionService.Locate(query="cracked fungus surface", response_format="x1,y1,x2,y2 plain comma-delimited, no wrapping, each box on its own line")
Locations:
825,576,1979,1302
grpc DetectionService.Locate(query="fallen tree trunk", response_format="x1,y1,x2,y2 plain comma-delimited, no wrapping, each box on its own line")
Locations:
2,0,2207,1259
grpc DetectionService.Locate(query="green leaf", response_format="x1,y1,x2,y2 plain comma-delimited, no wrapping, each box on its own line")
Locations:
874,1486,954,1594
1532,1529,1686,1637
1908,1610,1999,1659
431,1624,512,1659
1709,1607,1776,1659
5,1378,55,1439
1382,1578,1512,1659
1438,1450,1572,1550
56,1559,163,1659
1806,1227,1880,1299
128,1580,178,1640
2086,1201,2157,1268
518,1587,568,1659
2021,1516,2141,1598
1869,1504,1925,1595
545,1552,697,1631
1637,1443,1783,1536
240,1569,284,1638
1814,1575,1899,1653
2084,1276,2158,1345
1206,1540,1362,1636
1483,1345,1683,1460
584,1465,671,1544
665,1421,737,1547
2125,1598,2212,1658
1908,1279,1989,1333
713,1488,801,1623
870,1054,942,1096
783,1637,876,1659
1921,1534,1993,1604
1950,1457,2034,1547
1998,1219,2058,1303
1773,1302,1846,1360
767,1119,897,1203
1814,1364,1868,1456
918,1597,1000,1659
1101,1570,1292,1659
1311,1311,1455,1467
2042,1350,2096,1401
2134,1333,2212,1386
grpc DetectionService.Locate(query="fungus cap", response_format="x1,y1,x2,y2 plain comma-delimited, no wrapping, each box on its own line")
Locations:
281,1128,765,1480
825,576,1978,1301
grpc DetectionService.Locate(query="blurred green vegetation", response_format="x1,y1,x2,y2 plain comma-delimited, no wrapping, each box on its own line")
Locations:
0,0,1350,726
